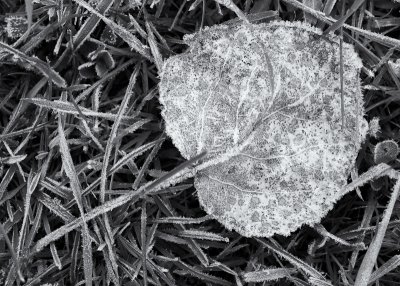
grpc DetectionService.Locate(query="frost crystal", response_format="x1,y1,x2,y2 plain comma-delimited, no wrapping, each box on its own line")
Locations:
5,16,28,39
159,21,368,237
368,117,380,138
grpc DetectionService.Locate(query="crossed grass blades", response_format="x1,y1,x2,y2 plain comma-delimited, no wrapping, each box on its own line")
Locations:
0,0,400,285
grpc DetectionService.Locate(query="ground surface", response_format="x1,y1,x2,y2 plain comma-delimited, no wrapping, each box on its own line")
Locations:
0,0,400,285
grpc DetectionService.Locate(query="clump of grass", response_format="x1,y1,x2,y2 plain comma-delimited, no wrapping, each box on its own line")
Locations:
0,0,400,285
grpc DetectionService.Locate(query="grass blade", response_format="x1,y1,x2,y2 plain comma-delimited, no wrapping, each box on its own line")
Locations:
97,64,142,283
37,193,75,223
153,195,209,266
43,215,63,270
354,174,400,286
73,0,114,49
24,0,33,30
313,224,365,249
145,21,163,72
280,0,400,48
0,166,17,201
341,163,395,196
23,202,43,259
369,255,400,284
100,63,141,203
72,0,151,60
175,260,231,286
0,223,24,283
322,0,337,15
75,58,136,103
179,229,229,242
323,0,366,35
154,215,212,224
0,42,66,88
0,154,26,164
256,238,328,282
214,0,249,23
141,199,148,286
57,115,93,286
16,170,40,262
25,98,136,121
242,268,297,283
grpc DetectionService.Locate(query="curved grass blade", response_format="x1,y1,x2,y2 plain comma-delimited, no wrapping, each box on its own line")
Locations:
24,98,135,121
72,0,151,60
141,199,148,286
256,238,329,282
0,223,25,283
174,259,231,286
24,0,33,30
323,0,366,35
58,115,93,286
340,163,396,196
0,42,66,88
75,58,136,103
73,0,114,49
179,229,229,243
43,215,63,270
354,174,400,286
97,64,142,283
281,0,400,48
369,255,400,284
154,215,212,224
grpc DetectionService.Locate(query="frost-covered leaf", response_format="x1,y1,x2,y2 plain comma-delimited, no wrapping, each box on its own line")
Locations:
159,21,368,237
78,62,97,79
94,50,115,77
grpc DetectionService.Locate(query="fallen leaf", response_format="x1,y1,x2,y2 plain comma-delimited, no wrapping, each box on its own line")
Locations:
159,21,368,237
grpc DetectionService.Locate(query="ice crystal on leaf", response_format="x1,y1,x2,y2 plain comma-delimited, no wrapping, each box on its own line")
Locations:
159,21,368,237
5,16,28,39
368,117,381,138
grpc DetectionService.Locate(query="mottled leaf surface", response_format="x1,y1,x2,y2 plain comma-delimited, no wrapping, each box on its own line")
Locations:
159,21,368,237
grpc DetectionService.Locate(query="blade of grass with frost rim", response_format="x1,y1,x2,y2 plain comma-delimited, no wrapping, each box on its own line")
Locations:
58,115,93,286
72,0,151,60
354,172,400,286
0,42,66,88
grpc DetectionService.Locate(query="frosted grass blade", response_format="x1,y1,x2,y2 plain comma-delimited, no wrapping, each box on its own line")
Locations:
0,42,66,88
58,115,93,286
